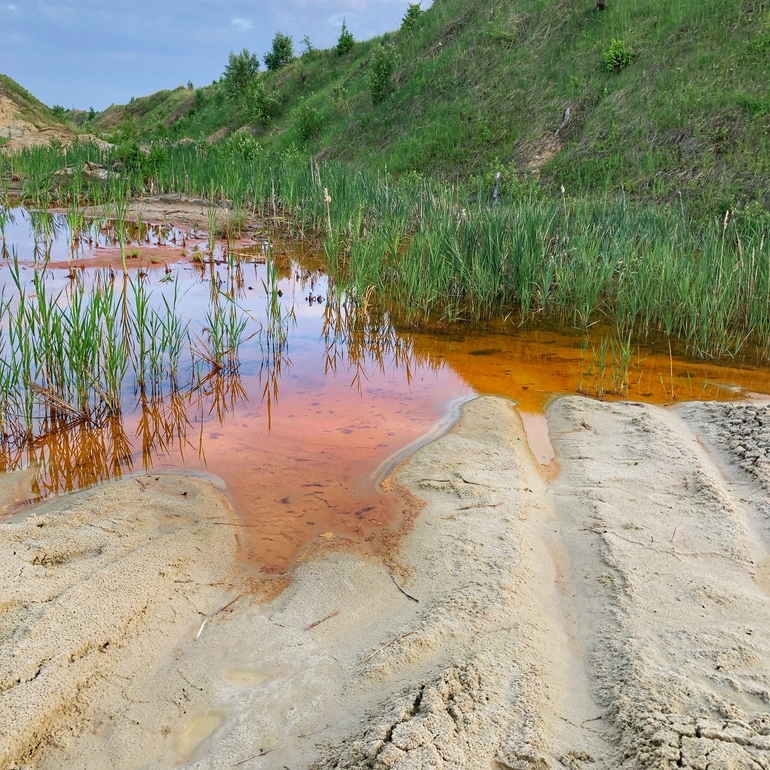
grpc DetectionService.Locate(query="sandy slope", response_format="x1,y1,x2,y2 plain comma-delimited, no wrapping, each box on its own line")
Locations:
0,96,109,153
0,474,240,769
1,396,769,769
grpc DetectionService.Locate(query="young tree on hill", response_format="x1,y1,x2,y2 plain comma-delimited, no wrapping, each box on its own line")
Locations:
264,32,294,71
222,49,260,101
336,19,354,55
401,3,423,32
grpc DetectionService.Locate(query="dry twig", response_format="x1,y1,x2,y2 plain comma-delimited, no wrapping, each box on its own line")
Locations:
363,631,416,663
390,573,419,602
306,610,339,631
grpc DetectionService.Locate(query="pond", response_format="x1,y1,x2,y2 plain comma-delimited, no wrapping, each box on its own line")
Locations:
2,203,770,576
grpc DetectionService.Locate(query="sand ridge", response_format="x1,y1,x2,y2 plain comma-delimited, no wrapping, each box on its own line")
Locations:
0,473,240,769
1,396,770,768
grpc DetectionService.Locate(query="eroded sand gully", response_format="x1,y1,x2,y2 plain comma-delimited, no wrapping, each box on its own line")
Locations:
2,396,770,768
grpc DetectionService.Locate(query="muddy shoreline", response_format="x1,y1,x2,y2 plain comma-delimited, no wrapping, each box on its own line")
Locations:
2,395,770,769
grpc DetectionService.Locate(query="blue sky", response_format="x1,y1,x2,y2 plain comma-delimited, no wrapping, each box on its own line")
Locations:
0,0,420,111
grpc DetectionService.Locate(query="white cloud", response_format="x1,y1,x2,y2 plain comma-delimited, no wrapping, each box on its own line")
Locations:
231,17,253,33
1,3,19,10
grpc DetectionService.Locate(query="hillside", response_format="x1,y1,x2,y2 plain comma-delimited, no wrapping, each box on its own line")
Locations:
0,75,60,130
0,74,61,142
0,75,112,152
80,0,770,219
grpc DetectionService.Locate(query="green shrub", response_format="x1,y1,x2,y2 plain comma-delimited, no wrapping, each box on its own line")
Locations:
401,3,424,32
369,43,399,105
114,140,143,172
226,132,263,161
192,87,208,114
145,142,170,175
293,99,324,140
336,19,355,56
330,84,349,105
222,49,260,101
264,32,294,71
603,38,634,73
247,81,281,126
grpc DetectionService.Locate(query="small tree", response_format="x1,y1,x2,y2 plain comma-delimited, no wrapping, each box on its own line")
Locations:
247,81,281,126
51,105,66,121
264,32,294,71
87,106,96,121
222,49,260,101
336,19,355,55
302,35,315,55
401,3,423,32
369,43,398,105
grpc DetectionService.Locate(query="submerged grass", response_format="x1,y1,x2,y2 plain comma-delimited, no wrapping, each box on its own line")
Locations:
0,248,253,448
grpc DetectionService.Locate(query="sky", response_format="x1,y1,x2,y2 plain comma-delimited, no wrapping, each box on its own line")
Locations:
0,0,422,111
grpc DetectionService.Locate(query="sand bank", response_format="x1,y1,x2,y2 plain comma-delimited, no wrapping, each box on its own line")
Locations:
1,396,769,769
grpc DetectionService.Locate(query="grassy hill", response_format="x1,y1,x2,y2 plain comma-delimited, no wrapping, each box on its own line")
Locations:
82,0,770,219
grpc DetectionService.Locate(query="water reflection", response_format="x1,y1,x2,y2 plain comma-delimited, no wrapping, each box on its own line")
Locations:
3,204,770,575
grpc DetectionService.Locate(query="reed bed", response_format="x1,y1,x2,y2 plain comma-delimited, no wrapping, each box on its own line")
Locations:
0,253,252,447
3,142,770,361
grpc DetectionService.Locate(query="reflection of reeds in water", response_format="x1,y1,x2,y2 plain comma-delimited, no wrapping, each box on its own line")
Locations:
0,255,252,444
576,332,635,400
321,296,440,394
0,363,254,501
0,413,134,499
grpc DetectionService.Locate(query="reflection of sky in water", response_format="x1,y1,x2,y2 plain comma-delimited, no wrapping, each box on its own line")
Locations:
2,207,191,263
4,207,770,574
1,208,473,574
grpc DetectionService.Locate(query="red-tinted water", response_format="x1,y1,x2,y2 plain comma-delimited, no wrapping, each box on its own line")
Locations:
4,207,770,576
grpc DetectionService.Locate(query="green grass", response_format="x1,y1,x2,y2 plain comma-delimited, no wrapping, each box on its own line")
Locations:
0,236,256,445
54,0,770,219
9,142,769,363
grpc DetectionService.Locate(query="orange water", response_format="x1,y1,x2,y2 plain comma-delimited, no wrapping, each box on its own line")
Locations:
4,209,770,575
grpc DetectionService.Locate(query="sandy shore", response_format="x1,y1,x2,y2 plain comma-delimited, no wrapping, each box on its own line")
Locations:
79,194,264,232
1,396,770,769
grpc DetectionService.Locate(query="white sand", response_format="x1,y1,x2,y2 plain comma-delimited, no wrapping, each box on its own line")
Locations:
1,396,769,769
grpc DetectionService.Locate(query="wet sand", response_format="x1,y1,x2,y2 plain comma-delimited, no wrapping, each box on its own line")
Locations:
2,396,770,769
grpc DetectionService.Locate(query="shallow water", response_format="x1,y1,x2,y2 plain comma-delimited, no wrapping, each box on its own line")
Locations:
3,204,770,575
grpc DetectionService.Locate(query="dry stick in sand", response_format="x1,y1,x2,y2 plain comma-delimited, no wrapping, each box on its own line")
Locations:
457,502,502,511
195,593,246,640
234,748,273,766
306,610,339,631
364,631,417,663
390,573,419,603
